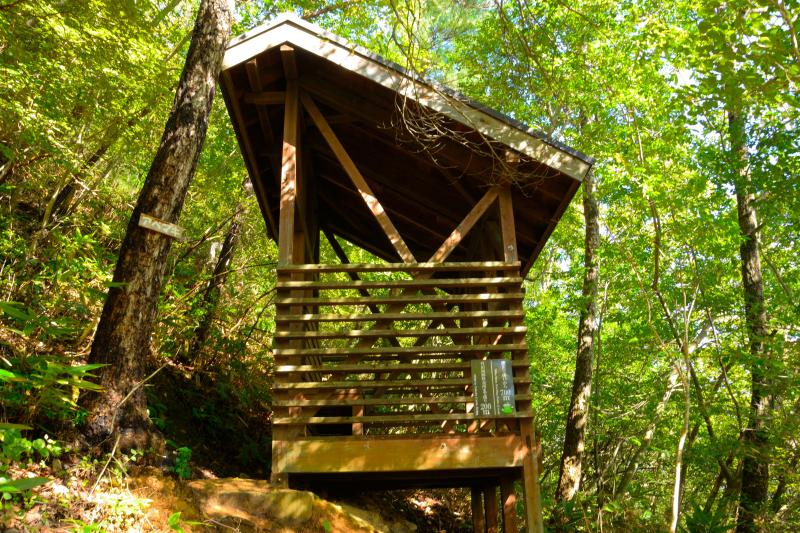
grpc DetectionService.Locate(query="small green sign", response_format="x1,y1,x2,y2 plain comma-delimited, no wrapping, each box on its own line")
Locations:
471,359,516,418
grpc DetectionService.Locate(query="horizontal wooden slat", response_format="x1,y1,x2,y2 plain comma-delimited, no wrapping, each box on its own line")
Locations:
276,261,520,273
274,394,533,407
274,411,533,425
276,277,522,290
275,360,529,373
273,377,530,390
275,325,527,340
277,310,524,323
273,343,526,357
276,293,524,306
274,435,527,473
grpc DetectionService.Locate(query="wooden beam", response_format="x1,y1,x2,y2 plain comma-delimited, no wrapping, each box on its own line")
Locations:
277,81,299,265
276,277,523,290
281,44,298,80
244,91,287,105
276,261,520,273
324,221,398,263
272,342,528,358
273,411,532,424
498,186,518,263
275,361,529,373
274,293,524,307
321,229,403,345
429,187,500,263
276,309,524,323
300,76,496,178
245,59,275,146
220,70,278,238
274,394,533,408
316,169,450,242
472,487,486,533
308,132,468,226
523,177,581,276
484,485,499,533
301,93,416,263
274,325,527,340
275,435,526,473
520,418,544,533
501,476,517,533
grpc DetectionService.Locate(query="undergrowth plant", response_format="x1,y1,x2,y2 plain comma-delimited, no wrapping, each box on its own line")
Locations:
1,302,106,425
0,423,59,515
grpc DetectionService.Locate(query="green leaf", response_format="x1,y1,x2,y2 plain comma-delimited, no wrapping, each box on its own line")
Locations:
167,512,185,533
0,423,32,430
0,302,33,321
0,477,50,493
0,369,22,382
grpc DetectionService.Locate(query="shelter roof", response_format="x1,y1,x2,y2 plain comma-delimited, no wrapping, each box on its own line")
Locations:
220,13,593,274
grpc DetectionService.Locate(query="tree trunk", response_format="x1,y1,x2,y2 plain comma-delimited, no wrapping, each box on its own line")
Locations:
553,170,600,516
730,93,773,533
81,0,234,450
187,201,244,361
615,364,680,498
670,351,690,533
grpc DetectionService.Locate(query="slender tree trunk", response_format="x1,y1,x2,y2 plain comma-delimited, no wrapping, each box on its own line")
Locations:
81,0,234,450
0,152,12,184
553,170,600,521
187,201,244,360
48,108,152,221
670,350,691,533
615,364,680,498
729,94,773,533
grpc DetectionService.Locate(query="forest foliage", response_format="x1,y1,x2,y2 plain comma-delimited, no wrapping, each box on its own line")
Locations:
1,0,799,531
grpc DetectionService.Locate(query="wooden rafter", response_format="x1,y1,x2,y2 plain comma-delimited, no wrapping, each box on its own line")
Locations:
309,142,464,230
339,187,505,353
523,177,581,275
302,92,416,263
222,15,592,181
221,70,277,238
316,170,449,242
245,59,275,146
429,187,500,263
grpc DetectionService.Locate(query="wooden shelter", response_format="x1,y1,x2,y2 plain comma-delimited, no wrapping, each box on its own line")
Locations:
219,13,593,532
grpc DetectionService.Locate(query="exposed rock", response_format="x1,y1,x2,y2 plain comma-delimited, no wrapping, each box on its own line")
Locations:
334,502,418,533
184,477,419,532
187,478,315,530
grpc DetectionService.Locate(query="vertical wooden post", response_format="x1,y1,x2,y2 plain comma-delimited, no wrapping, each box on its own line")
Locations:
277,80,299,266
500,185,542,531
498,186,517,263
472,486,486,533
484,484,499,533
501,476,517,533
271,79,300,488
520,419,544,533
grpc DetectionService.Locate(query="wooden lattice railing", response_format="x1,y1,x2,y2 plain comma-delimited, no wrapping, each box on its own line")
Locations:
272,261,533,436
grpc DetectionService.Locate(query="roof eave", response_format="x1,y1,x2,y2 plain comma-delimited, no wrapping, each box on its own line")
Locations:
222,13,593,182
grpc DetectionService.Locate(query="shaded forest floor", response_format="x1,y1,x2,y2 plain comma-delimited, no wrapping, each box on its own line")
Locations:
2,366,471,532
3,458,472,531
